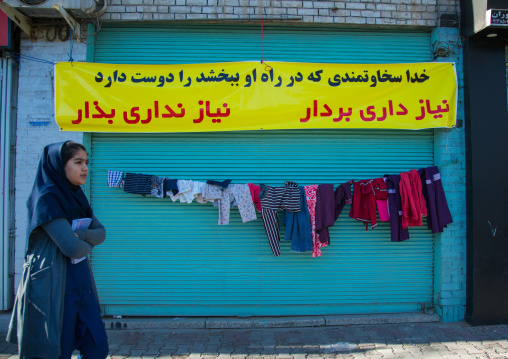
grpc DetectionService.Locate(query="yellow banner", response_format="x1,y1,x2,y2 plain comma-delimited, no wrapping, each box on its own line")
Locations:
55,61,457,132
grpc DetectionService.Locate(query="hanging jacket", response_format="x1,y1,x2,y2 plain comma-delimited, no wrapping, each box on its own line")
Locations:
334,181,353,221
315,182,353,245
418,166,453,233
349,178,386,230
315,184,335,245
399,169,427,229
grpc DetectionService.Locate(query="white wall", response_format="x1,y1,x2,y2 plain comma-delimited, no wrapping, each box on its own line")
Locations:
14,33,86,289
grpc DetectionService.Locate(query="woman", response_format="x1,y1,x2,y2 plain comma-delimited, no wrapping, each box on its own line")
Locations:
7,141,109,359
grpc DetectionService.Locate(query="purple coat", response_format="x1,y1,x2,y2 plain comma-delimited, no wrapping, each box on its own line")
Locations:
315,182,352,245
418,166,453,233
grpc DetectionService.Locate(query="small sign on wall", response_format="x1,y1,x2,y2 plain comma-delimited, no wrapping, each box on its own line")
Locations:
487,9,508,26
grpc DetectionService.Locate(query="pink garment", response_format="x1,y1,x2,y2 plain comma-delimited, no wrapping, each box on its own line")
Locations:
304,184,325,258
376,200,390,221
247,183,262,212
377,177,389,221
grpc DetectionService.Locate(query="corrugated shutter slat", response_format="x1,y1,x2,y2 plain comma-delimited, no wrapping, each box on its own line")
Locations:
91,26,434,316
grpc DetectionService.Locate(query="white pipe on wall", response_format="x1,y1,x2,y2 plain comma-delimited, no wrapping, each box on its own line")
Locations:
1,57,14,310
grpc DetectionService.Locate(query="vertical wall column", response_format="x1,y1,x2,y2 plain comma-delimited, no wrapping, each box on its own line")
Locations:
0,57,17,310
431,28,467,322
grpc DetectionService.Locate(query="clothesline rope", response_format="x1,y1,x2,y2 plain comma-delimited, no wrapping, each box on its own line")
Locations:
100,165,453,257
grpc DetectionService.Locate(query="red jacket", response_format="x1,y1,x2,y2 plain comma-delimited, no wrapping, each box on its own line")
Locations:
399,169,427,229
349,178,387,230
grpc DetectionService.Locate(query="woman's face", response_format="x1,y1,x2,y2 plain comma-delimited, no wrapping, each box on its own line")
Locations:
64,149,89,186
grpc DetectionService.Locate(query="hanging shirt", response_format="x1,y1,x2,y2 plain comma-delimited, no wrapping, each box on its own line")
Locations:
107,170,124,188
168,180,193,203
189,181,207,204
150,176,165,198
399,169,427,229
163,178,179,197
124,173,152,195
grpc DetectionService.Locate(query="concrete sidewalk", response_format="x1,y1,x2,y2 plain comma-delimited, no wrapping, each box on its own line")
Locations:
0,312,507,358
102,313,440,330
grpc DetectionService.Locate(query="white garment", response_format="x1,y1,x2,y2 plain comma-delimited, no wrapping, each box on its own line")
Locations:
168,180,207,203
168,180,192,203
189,181,206,203
218,184,257,225
198,183,222,204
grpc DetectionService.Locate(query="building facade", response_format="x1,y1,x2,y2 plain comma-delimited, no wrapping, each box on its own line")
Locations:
3,0,467,322
461,0,508,325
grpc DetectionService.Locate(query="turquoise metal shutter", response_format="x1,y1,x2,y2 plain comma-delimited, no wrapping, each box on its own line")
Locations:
90,25,434,316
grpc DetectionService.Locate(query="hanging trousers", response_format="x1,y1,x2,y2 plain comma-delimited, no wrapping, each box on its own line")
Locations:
260,181,301,256
385,174,410,242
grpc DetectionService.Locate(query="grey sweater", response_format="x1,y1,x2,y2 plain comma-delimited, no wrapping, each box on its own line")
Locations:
41,215,106,258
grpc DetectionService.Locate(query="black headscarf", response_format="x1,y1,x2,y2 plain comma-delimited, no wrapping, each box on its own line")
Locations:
26,141,93,251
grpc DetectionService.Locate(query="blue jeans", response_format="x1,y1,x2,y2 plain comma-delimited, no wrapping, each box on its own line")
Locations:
283,186,313,253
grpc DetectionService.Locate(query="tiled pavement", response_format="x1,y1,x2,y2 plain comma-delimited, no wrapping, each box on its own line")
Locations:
1,321,508,358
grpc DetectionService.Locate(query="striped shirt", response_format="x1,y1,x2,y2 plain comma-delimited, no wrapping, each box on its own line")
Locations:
123,173,152,195
260,181,301,212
